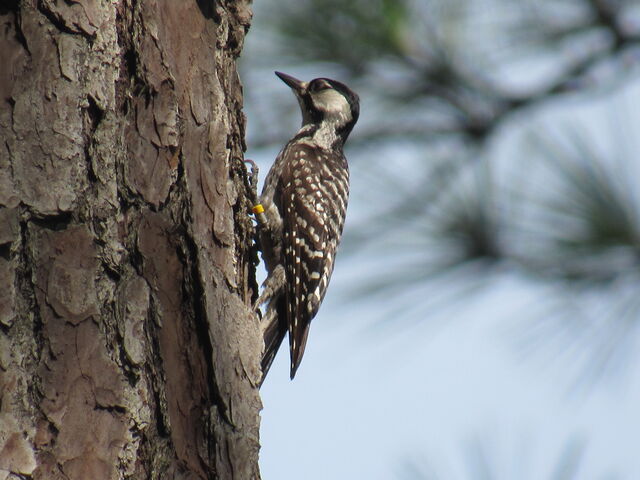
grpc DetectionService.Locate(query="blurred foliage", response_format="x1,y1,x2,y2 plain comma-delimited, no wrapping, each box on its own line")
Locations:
245,0,640,477
243,0,640,383
274,0,411,73
256,0,640,146
512,131,640,283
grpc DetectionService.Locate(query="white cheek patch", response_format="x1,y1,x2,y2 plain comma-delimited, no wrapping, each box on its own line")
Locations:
312,90,351,123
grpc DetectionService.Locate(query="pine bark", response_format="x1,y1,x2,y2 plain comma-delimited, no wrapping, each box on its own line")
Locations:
0,1,261,479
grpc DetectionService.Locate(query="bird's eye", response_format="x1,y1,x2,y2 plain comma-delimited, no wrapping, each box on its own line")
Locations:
310,80,332,92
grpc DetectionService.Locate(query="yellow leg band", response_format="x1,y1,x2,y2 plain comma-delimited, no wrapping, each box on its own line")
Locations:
252,203,265,215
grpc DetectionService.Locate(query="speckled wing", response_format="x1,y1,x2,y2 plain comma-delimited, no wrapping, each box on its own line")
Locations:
280,143,349,378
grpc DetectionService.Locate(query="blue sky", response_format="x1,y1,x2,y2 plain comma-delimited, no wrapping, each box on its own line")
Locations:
248,79,640,477
259,274,640,478
241,4,640,478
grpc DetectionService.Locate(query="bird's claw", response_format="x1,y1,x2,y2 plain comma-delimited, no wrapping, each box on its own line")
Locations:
234,157,261,206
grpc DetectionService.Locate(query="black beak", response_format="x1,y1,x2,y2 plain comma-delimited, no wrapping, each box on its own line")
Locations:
275,71,306,94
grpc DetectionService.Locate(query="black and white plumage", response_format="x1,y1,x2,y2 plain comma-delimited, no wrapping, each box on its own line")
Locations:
256,71,359,381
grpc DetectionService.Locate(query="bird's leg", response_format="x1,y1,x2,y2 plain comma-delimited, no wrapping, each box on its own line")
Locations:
243,158,260,203
253,264,285,311
235,157,281,312
235,157,269,229
235,157,259,215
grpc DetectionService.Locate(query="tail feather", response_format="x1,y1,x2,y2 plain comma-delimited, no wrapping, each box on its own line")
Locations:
260,297,287,386
289,324,311,379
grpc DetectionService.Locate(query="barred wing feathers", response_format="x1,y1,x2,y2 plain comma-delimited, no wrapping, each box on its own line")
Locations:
280,144,349,378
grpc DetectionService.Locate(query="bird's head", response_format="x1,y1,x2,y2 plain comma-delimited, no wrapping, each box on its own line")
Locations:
275,71,360,143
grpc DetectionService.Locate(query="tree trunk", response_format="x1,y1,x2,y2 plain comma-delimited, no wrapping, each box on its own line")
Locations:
0,1,261,479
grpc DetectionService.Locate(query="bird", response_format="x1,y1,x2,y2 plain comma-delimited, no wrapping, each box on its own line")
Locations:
254,71,359,382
